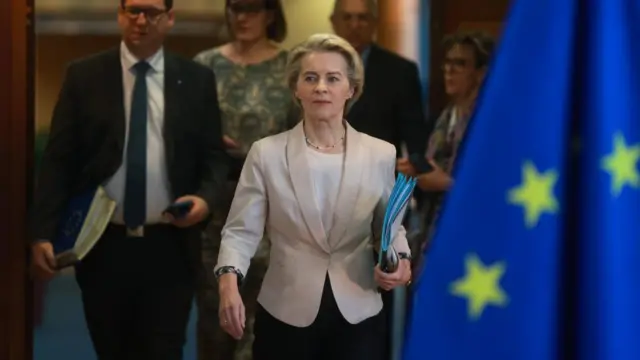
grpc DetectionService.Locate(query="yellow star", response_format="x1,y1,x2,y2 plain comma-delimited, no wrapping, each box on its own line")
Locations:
507,161,559,228
601,132,640,197
450,253,508,320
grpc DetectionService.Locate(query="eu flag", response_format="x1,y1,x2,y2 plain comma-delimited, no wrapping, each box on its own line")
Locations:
403,0,577,358
580,0,640,359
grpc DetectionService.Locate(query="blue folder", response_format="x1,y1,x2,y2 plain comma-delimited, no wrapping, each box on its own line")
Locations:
53,186,116,269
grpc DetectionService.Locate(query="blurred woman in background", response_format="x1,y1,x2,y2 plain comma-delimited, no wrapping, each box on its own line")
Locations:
193,1,296,359
398,31,495,275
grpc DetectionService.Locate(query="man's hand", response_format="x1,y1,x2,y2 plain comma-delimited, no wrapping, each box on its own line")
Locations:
31,241,57,280
167,195,209,228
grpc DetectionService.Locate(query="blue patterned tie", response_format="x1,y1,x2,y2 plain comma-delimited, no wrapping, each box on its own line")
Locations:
123,61,150,228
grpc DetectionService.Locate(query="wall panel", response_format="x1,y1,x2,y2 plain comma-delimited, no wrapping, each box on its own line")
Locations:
0,0,33,357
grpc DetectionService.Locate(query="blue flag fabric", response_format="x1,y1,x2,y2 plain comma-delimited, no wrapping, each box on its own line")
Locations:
402,0,577,358
580,0,640,359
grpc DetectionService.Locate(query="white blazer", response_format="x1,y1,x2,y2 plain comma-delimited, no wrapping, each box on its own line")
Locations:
215,122,411,327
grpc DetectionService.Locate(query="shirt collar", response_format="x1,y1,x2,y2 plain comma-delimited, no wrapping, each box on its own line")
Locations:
120,41,164,73
360,45,372,66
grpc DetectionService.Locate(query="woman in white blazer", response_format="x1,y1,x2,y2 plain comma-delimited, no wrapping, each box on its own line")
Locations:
214,33,412,360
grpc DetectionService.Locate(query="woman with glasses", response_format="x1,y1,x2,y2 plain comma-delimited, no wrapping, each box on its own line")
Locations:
398,31,495,274
193,1,296,359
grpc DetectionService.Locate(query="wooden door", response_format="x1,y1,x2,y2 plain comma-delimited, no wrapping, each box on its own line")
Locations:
0,0,34,357
428,0,511,113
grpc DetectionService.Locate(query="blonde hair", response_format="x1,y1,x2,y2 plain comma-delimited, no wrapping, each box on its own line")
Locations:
286,33,365,110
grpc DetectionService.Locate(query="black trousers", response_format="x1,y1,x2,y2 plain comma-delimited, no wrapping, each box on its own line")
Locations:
252,275,385,360
74,224,195,360
381,289,394,358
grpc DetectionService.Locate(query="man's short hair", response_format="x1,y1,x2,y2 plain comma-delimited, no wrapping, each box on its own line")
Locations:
120,0,174,10
332,0,378,19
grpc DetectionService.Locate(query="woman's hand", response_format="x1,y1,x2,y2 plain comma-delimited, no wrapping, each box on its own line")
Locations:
396,158,417,176
374,259,412,291
416,159,453,192
218,273,245,340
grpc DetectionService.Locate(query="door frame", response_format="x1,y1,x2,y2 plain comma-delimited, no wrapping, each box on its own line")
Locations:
0,0,34,358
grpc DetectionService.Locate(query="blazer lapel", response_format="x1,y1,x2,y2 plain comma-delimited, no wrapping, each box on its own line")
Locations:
326,123,366,247
163,54,181,172
286,123,330,253
104,48,126,155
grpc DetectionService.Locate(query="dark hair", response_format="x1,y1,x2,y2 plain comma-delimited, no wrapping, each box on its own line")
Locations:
120,0,173,10
225,0,287,43
443,31,495,68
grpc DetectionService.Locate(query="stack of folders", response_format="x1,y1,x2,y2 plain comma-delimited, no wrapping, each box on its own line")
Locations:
53,186,116,269
378,173,417,273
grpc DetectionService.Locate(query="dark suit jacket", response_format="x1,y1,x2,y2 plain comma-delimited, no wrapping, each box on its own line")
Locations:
31,47,228,253
346,44,427,158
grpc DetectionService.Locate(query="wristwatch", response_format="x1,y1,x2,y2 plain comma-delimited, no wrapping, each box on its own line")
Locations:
214,266,245,286
398,252,413,286
398,252,412,262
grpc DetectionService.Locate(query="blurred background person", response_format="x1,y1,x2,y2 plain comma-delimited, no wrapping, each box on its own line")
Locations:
30,0,228,358
400,31,495,276
192,0,295,359
330,0,427,166
215,33,412,360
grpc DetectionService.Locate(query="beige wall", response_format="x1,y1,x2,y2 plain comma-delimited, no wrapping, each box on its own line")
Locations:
35,0,226,13
280,0,334,49
35,0,336,132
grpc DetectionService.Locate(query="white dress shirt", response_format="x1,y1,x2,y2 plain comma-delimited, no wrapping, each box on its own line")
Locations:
306,148,344,233
103,42,172,225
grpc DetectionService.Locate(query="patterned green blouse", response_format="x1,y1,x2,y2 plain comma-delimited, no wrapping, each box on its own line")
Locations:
194,48,297,157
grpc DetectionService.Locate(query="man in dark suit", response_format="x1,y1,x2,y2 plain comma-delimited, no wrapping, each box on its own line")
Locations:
330,1,427,359
330,0,427,160
29,0,228,359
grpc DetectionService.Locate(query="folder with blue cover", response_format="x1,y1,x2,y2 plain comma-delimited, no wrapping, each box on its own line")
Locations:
378,173,417,272
53,186,116,269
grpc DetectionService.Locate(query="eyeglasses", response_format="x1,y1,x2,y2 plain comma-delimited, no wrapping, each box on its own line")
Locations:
441,35,490,71
123,6,167,23
441,58,470,72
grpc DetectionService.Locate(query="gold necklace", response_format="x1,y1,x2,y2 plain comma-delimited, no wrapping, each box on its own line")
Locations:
304,134,345,150
303,120,346,150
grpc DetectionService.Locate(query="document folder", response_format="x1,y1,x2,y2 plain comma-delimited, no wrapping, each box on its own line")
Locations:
378,173,417,272
53,186,116,269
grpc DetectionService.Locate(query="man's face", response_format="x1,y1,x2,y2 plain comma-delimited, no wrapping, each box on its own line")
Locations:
118,0,174,52
330,0,376,52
